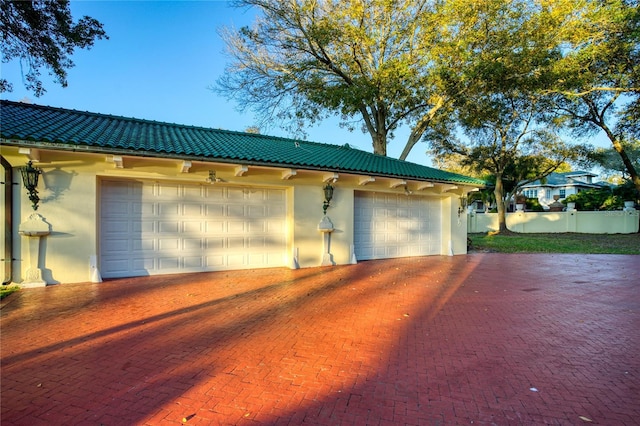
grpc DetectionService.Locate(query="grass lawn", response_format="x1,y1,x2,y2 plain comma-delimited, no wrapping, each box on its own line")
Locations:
469,232,640,254
0,285,20,300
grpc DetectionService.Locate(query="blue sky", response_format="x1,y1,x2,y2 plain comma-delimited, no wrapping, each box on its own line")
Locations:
0,0,427,165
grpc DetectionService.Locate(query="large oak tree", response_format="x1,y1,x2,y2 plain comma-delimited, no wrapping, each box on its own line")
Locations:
1,0,107,96
427,0,588,232
217,0,450,157
547,0,640,193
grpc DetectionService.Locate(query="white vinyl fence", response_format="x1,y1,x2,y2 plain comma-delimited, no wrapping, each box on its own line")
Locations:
468,210,639,234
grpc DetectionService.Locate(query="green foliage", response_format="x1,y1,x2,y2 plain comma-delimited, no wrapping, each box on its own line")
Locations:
219,0,449,156
423,0,599,232
0,285,20,300
525,198,544,212
546,0,640,192
0,0,108,96
564,181,639,211
613,179,640,203
220,0,638,185
582,140,640,181
564,187,621,211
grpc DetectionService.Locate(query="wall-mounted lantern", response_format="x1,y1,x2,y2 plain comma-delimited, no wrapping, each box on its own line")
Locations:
20,161,42,210
323,183,334,215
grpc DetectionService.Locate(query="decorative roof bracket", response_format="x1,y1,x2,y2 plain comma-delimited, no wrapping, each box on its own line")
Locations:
390,179,407,189
282,169,297,180
235,165,248,177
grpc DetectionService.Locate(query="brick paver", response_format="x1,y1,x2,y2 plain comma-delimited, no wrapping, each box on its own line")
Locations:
1,254,639,425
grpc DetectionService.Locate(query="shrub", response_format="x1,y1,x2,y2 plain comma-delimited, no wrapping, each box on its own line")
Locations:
525,198,545,211
564,187,621,211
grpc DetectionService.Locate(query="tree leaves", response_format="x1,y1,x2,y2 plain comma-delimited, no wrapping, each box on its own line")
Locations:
1,0,108,96
218,0,445,155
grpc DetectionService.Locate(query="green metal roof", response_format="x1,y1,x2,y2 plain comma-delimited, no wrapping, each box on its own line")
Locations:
0,100,483,185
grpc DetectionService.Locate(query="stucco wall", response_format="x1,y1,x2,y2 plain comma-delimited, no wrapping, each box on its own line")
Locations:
468,210,640,234
14,162,100,284
441,196,469,255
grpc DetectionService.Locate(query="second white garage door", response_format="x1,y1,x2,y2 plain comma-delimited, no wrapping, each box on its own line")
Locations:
100,179,287,278
354,191,442,260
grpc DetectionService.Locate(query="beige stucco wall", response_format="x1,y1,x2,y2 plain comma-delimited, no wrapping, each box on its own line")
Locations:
443,196,469,255
12,159,101,284
468,210,640,234
2,146,472,284
291,185,355,268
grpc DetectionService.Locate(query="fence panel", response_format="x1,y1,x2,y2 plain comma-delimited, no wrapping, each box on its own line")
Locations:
468,210,639,234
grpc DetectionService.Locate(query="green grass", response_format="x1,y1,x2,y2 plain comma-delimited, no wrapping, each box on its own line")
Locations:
0,285,21,300
469,233,640,254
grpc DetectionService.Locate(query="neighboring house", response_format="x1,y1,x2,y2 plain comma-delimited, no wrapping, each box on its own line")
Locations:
520,171,604,210
1,100,483,285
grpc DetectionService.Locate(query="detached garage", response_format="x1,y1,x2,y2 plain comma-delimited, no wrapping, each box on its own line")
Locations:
0,100,483,286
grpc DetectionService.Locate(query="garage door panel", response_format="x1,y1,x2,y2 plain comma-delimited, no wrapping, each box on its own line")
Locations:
101,180,287,278
228,237,245,249
228,188,245,200
159,203,179,216
183,238,204,251
159,221,179,233
228,204,245,217
103,201,129,216
183,186,203,199
227,254,245,266
159,238,179,251
132,257,155,272
104,239,128,252
158,183,180,198
183,256,204,268
206,238,224,249
183,221,203,233
206,255,225,267
354,191,441,261
102,258,130,275
132,220,154,233
183,203,204,216
158,257,180,271
228,221,245,233
247,205,266,217
104,220,129,233
133,239,154,251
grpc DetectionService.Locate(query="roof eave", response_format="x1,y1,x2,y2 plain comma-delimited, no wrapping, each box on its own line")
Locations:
1,138,484,187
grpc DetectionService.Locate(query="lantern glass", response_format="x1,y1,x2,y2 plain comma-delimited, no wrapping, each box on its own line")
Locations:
20,161,42,210
323,183,334,203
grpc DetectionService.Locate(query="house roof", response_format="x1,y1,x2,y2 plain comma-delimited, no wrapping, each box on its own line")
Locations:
0,100,483,186
521,171,601,188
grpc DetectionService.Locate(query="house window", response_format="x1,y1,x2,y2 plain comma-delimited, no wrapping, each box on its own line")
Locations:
546,190,551,199
559,189,566,198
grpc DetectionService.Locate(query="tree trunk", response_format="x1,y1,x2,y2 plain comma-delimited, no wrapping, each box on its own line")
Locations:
604,127,640,194
494,174,509,233
399,130,421,161
586,100,640,194
398,98,445,161
372,132,387,156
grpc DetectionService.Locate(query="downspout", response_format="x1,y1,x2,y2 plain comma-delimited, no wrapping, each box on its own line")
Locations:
1,156,13,284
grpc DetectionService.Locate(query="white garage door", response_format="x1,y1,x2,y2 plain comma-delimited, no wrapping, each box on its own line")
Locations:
100,179,287,278
354,191,442,260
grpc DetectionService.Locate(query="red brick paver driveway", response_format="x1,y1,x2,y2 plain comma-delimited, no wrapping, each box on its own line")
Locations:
1,254,639,425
